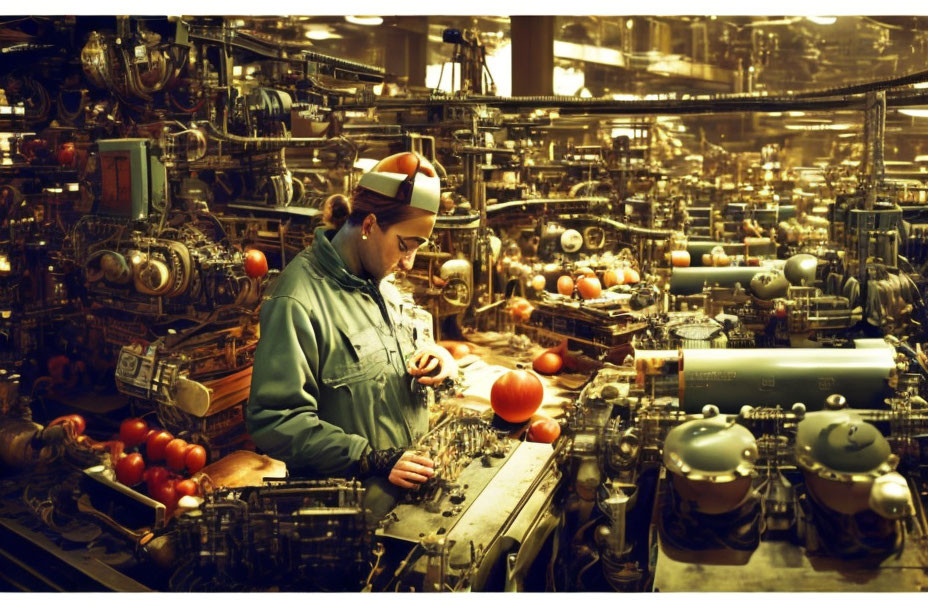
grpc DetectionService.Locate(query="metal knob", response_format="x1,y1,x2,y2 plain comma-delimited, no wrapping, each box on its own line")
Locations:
824,394,846,410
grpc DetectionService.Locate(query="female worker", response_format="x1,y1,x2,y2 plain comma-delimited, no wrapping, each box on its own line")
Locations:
246,152,457,521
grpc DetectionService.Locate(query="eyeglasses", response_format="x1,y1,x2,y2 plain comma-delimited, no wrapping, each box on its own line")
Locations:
396,234,429,255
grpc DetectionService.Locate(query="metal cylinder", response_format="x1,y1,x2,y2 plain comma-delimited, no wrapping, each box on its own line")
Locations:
680,346,896,413
685,241,725,266
670,266,770,295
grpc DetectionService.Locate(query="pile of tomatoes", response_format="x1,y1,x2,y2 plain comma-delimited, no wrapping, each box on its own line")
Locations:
113,417,208,513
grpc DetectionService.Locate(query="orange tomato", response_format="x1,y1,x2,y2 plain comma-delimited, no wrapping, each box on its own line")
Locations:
531,274,546,291
490,370,544,423
509,298,534,323
670,250,691,267
603,269,621,287
557,275,574,296
243,249,268,278
532,352,563,375
438,340,472,360
528,417,561,443
576,276,602,300
516,304,534,323
624,268,640,284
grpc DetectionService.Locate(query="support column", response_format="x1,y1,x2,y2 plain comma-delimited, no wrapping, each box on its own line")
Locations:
384,17,428,88
510,16,554,97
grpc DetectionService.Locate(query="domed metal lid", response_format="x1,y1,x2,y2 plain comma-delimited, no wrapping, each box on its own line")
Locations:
663,415,757,482
749,270,789,300
672,321,722,341
784,253,818,286
795,410,896,482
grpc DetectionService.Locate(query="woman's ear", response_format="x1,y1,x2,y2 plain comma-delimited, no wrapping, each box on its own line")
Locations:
362,213,377,238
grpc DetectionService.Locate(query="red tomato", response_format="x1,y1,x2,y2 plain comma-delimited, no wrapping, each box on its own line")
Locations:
576,276,602,300
184,444,207,474
243,249,268,279
490,370,544,423
532,352,563,375
146,430,174,461
119,418,150,448
144,466,170,488
174,478,199,498
165,438,189,471
115,453,145,487
556,275,574,296
528,418,561,443
150,479,177,512
57,142,76,166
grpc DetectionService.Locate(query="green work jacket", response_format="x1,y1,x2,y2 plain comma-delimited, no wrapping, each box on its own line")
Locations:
246,228,429,491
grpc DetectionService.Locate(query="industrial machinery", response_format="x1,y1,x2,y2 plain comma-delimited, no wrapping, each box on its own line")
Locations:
1,14,928,592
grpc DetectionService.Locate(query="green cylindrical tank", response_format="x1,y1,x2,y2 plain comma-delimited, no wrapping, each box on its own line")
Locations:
670,266,770,295
680,346,895,413
685,242,746,266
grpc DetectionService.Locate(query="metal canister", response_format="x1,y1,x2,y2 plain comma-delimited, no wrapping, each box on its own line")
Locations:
680,345,895,413
663,413,757,514
670,266,772,295
795,407,897,515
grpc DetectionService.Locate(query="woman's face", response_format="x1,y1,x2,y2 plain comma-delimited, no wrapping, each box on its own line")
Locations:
362,211,436,281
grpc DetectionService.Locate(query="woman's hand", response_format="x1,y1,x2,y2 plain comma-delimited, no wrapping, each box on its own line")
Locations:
407,343,458,386
388,451,435,489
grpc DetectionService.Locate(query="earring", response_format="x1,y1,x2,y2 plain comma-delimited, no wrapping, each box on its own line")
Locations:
362,234,368,240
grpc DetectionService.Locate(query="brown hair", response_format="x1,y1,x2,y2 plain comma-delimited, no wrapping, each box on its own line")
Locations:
324,193,351,230
345,186,430,229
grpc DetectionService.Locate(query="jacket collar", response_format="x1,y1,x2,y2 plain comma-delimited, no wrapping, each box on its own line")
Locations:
309,227,373,291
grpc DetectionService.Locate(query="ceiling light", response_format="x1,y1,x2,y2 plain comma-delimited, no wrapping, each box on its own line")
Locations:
305,26,341,41
899,108,928,118
806,16,837,26
345,16,383,26
784,123,853,131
